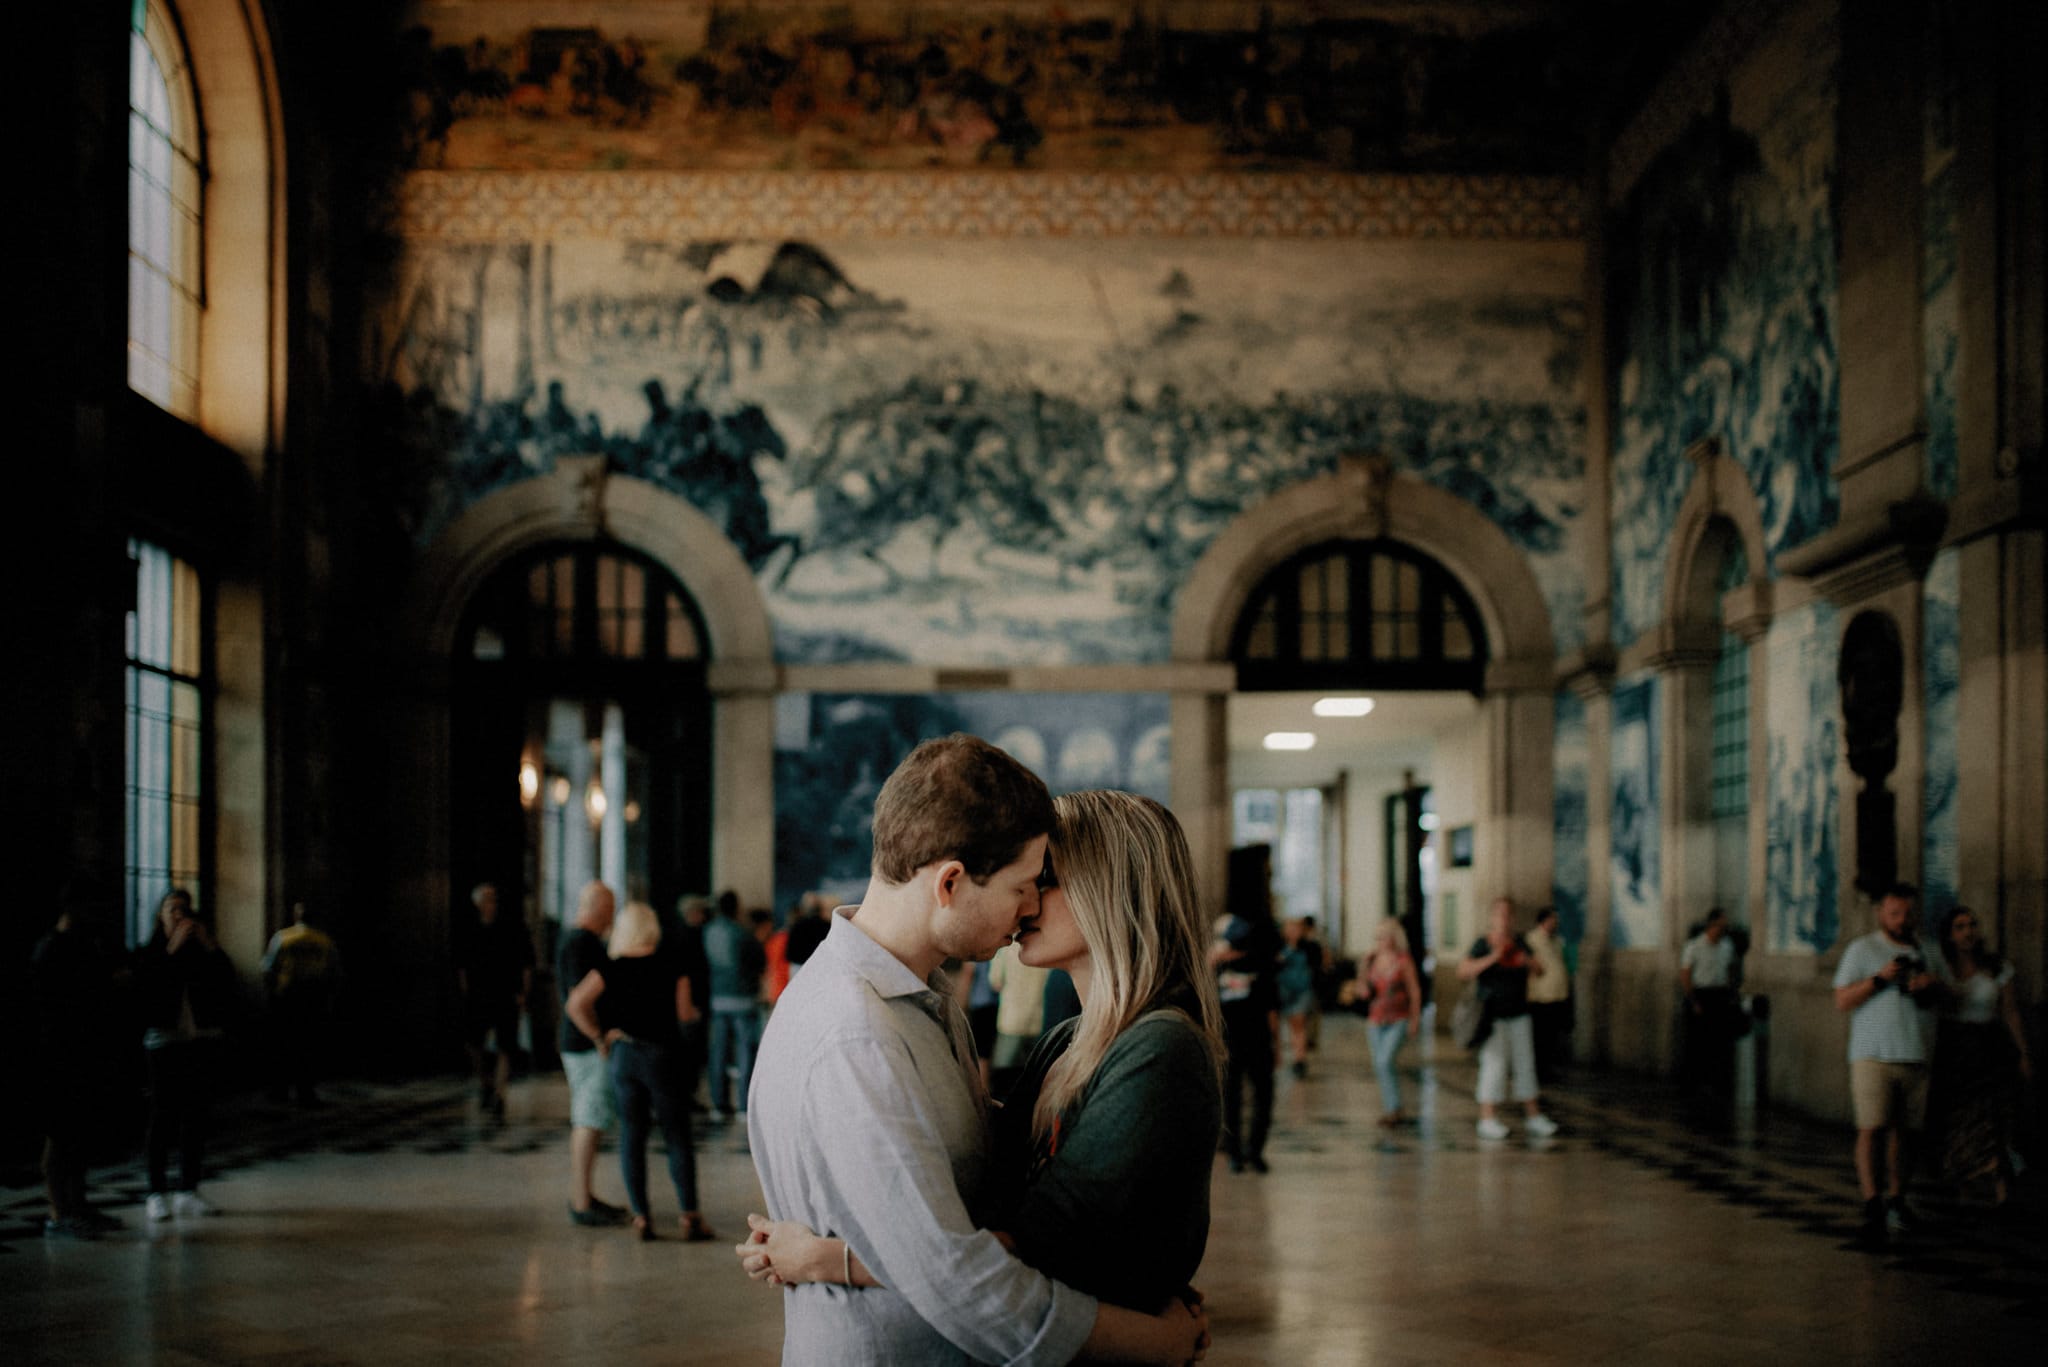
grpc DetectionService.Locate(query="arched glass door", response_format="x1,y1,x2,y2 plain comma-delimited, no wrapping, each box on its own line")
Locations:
453,542,712,948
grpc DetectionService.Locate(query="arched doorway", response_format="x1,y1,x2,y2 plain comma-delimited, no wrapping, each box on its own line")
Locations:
1171,458,1555,965
391,459,778,1059
1225,536,1493,978
451,542,714,938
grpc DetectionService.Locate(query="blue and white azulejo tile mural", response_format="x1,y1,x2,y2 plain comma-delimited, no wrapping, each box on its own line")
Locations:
1765,598,1841,953
374,236,1586,665
1552,690,1590,945
1921,549,1960,919
1922,0,1962,502
1609,674,1660,949
1606,0,1841,647
771,691,1169,913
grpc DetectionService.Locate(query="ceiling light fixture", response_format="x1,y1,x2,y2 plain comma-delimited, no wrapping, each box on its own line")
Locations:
1313,696,1376,717
1263,732,1316,751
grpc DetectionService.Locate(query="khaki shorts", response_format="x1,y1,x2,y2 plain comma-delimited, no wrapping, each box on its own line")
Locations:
1850,1058,1929,1130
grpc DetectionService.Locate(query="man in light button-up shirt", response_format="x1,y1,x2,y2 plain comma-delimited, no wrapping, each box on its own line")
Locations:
747,735,1203,1366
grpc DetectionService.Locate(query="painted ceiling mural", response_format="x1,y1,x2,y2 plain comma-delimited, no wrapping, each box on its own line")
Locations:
372,235,1586,664
395,1,1594,174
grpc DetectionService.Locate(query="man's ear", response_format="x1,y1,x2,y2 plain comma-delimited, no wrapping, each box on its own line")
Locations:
932,860,967,908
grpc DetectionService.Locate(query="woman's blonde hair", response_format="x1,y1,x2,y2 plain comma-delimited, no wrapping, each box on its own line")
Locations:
608,901,662,957
1375,916,1411,955
1030,790,1225,1143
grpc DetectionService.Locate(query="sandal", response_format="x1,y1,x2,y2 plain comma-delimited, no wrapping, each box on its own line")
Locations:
632,1215,656,1242
680,1213,718,1243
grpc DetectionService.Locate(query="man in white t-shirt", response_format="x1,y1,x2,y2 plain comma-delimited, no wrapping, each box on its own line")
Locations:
1831,883,1950,1243
1679,908,1741,1098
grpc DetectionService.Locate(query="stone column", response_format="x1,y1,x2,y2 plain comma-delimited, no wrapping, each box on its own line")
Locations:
1170,690,1232,920
1479,683,1555,916
709,664,778,914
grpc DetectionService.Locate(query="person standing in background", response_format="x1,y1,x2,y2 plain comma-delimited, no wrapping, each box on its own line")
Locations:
1357,917,1423,1128
702,890,765,1121
261,901,343,1106
557,882,629,1227
136,889,241,1220
32,901,121,1238
455,882,533,1122
1679,908,1741,1099
565,900,714,1242
1213,844,1281,1173
1931,906,2028,1209
1458,897,1558,1142
1276,916,1323,1079
783,892,830,978
1831,883,1951,1244
1525,905,1572,1086
762,907,793,1008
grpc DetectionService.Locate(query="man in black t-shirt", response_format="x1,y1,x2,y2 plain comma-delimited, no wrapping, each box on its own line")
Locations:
1213,844,1282,1173
456,883,533,1121
558,882,629,1226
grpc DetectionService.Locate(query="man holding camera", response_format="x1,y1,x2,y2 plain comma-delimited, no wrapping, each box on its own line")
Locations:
1832,882,1950,1244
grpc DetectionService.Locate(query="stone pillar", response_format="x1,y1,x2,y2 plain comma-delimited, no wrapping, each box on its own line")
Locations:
709,667,778,913
1946,0,2047,1143
1171,691,1232,921
1479,686,1554,916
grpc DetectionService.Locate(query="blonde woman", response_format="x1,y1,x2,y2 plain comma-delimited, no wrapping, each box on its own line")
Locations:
1356,918,1424,1126
739,789,1227,1322
565,900,714,1242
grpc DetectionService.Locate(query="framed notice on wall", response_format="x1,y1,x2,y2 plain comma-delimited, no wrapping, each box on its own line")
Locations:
1449,824,1475,868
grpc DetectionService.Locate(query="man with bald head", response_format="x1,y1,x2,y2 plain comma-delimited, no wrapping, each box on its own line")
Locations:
558,882,628,1226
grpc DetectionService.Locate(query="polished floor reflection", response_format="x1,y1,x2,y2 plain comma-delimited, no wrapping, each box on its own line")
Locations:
7,1019,2041,1364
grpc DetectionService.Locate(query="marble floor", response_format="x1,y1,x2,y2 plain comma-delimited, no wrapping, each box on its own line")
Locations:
6,1019,2041,1365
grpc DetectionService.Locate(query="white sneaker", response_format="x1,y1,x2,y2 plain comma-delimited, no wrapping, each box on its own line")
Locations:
1524,1112,1560,1138
1476,1117,1511,1141
172,1191,218,1218
146,1192,172,1222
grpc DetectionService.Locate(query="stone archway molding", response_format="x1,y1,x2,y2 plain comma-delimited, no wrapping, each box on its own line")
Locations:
407,455,774,663
1661,438,1773,642
1172,455,1556,684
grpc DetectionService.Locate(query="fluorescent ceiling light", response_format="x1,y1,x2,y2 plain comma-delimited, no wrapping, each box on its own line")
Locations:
1313,696,1376,717
1263,732,1317,751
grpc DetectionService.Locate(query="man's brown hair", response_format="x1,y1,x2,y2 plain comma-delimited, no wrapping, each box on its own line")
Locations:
871,733,1055,885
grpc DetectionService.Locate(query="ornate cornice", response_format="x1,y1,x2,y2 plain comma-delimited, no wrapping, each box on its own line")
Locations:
390,171,1586,243
1605,0,1792,207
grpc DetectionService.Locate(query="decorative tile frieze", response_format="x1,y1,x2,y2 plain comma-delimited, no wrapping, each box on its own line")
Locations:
391,171,1585,242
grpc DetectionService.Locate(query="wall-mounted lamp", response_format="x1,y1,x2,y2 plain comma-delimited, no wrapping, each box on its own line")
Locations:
585,779,608,825
518,760,540,807
623,799,642,825
549,775,572,808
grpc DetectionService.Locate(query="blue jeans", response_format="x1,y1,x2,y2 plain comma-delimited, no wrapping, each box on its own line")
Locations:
708,1005,760,1112
609,1040,697,1217
1368,1021,1408,1114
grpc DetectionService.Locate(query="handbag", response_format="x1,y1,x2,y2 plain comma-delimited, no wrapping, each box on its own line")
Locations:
1452,988,1493,1051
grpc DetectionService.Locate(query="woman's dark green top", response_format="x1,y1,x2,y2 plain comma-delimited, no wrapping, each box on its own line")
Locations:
992,1004,1222,1314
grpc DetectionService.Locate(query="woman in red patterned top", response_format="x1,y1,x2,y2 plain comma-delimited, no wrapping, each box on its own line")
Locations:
1357,918,1424,1127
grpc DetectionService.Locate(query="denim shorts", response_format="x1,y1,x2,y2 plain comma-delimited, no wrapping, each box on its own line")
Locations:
562,1049,616,1131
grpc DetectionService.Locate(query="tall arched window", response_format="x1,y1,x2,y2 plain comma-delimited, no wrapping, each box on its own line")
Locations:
125,539,209,945
129,0,204,418
1709,536,1750,920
